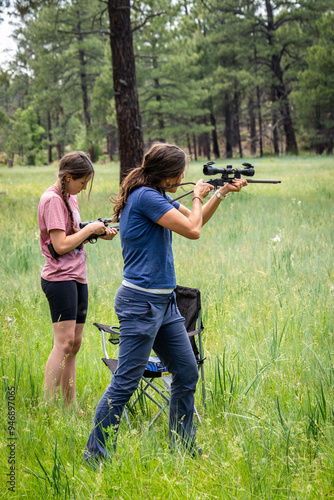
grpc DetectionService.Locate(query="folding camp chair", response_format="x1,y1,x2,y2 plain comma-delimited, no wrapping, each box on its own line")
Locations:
93,285,206,429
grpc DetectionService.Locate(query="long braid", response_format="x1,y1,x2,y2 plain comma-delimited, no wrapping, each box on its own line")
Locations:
60,173,74,232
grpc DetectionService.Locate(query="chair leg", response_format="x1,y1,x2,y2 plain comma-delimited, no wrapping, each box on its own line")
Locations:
123,407,132,429
127,377,171,428
196,311,206,409
194,404,201,424
142,377,170,402
200,363,206,409
148,402,170,428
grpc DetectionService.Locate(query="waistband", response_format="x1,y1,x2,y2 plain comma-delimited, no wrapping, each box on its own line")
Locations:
122,279,174,295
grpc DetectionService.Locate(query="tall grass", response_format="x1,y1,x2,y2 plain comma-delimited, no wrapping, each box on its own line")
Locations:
0,156,333,498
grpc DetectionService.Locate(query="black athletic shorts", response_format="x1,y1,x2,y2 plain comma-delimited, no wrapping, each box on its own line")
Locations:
41,278,88,324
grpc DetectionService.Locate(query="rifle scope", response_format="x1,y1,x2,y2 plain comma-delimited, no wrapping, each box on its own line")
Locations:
203,161,255,177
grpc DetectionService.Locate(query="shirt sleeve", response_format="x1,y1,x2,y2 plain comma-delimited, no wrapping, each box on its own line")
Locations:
138,188,176,223
44,196,67,232
166,194,180,210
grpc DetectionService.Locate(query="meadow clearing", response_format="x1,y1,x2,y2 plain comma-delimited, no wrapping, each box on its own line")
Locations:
0,155,333,499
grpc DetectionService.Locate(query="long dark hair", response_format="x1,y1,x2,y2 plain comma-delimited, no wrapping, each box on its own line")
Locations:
113,143,186,221
58,151,95,231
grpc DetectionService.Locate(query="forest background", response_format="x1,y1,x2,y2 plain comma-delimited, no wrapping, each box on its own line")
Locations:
0,0,333,173
1,1,334,497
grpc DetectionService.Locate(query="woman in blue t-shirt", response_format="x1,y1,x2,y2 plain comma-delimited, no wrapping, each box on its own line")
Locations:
85,143,247,463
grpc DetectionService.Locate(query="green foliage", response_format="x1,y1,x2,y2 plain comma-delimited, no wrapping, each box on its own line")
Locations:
0,107,9,126
1,0,334,161
293,12,334,153
0,155,334,497
134,0,210,142
6,106,45,164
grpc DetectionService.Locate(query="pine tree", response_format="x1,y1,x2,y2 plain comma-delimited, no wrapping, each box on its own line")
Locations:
293,12,334,154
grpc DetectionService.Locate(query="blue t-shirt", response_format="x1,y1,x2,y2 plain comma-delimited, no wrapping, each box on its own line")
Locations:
119,187,180,289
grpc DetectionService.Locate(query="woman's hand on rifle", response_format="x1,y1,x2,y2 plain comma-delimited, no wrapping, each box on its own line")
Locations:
224,178,248,193
99,226,118,240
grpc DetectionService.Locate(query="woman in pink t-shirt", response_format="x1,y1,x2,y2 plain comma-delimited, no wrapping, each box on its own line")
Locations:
38,151,118,406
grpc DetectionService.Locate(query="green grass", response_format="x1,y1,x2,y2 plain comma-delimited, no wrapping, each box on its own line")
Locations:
0,155,333,499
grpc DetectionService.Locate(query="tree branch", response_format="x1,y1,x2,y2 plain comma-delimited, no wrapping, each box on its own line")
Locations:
135,54,158,59
92,5,108,27
131,11,165,33
58,28,111,37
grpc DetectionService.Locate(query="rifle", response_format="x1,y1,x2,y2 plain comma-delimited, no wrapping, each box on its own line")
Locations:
203,161,281,187
168,162,281,202
48,218,119,260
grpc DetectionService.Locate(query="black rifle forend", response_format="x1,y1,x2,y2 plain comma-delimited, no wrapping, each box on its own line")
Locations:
79,218,119,243
48,217,119,260
203,161,281,185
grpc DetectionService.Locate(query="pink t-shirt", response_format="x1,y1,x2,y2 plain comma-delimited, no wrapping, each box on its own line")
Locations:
38,185,87,283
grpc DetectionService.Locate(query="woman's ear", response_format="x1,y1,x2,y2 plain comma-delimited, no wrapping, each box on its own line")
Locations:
65,175,72,182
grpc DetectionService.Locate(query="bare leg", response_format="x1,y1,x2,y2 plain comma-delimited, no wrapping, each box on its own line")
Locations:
62,323,84,405
44,320,83,406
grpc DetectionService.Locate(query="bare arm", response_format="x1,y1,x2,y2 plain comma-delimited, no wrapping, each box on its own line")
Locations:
50,222,117,255
178,178,247,225
156,180,213,239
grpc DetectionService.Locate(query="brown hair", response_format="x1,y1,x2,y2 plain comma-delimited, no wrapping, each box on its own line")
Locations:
58,151,95,231
113,143,186,221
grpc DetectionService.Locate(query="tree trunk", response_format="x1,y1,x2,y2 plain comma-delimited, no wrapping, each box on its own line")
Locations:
193,134,198,161
234,92,243,158
47,111,52,163
272,54,298,155
224,100,233,159
153,70,165,140
187,134,192,157
256,86,263,157
253,43,262,157
107,0,143,183
107,123,117,161
265,0,298,155
197,134,203,157
248,96,256,156
77,20,95,161
210,111,220,158
326,115,333,154
271,88,280,155
205,132,211,160
200,129,210,160
55,112,62,160
280,95,298,155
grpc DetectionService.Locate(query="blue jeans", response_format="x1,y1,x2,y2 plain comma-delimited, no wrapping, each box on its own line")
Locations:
84,285,199,461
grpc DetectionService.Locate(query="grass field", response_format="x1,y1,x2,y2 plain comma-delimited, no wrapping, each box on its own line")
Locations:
0,155,333,499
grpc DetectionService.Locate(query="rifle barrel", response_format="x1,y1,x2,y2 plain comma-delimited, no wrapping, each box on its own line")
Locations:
246,179,281,184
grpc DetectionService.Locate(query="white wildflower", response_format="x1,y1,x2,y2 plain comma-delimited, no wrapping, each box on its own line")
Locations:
271,235,281,243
